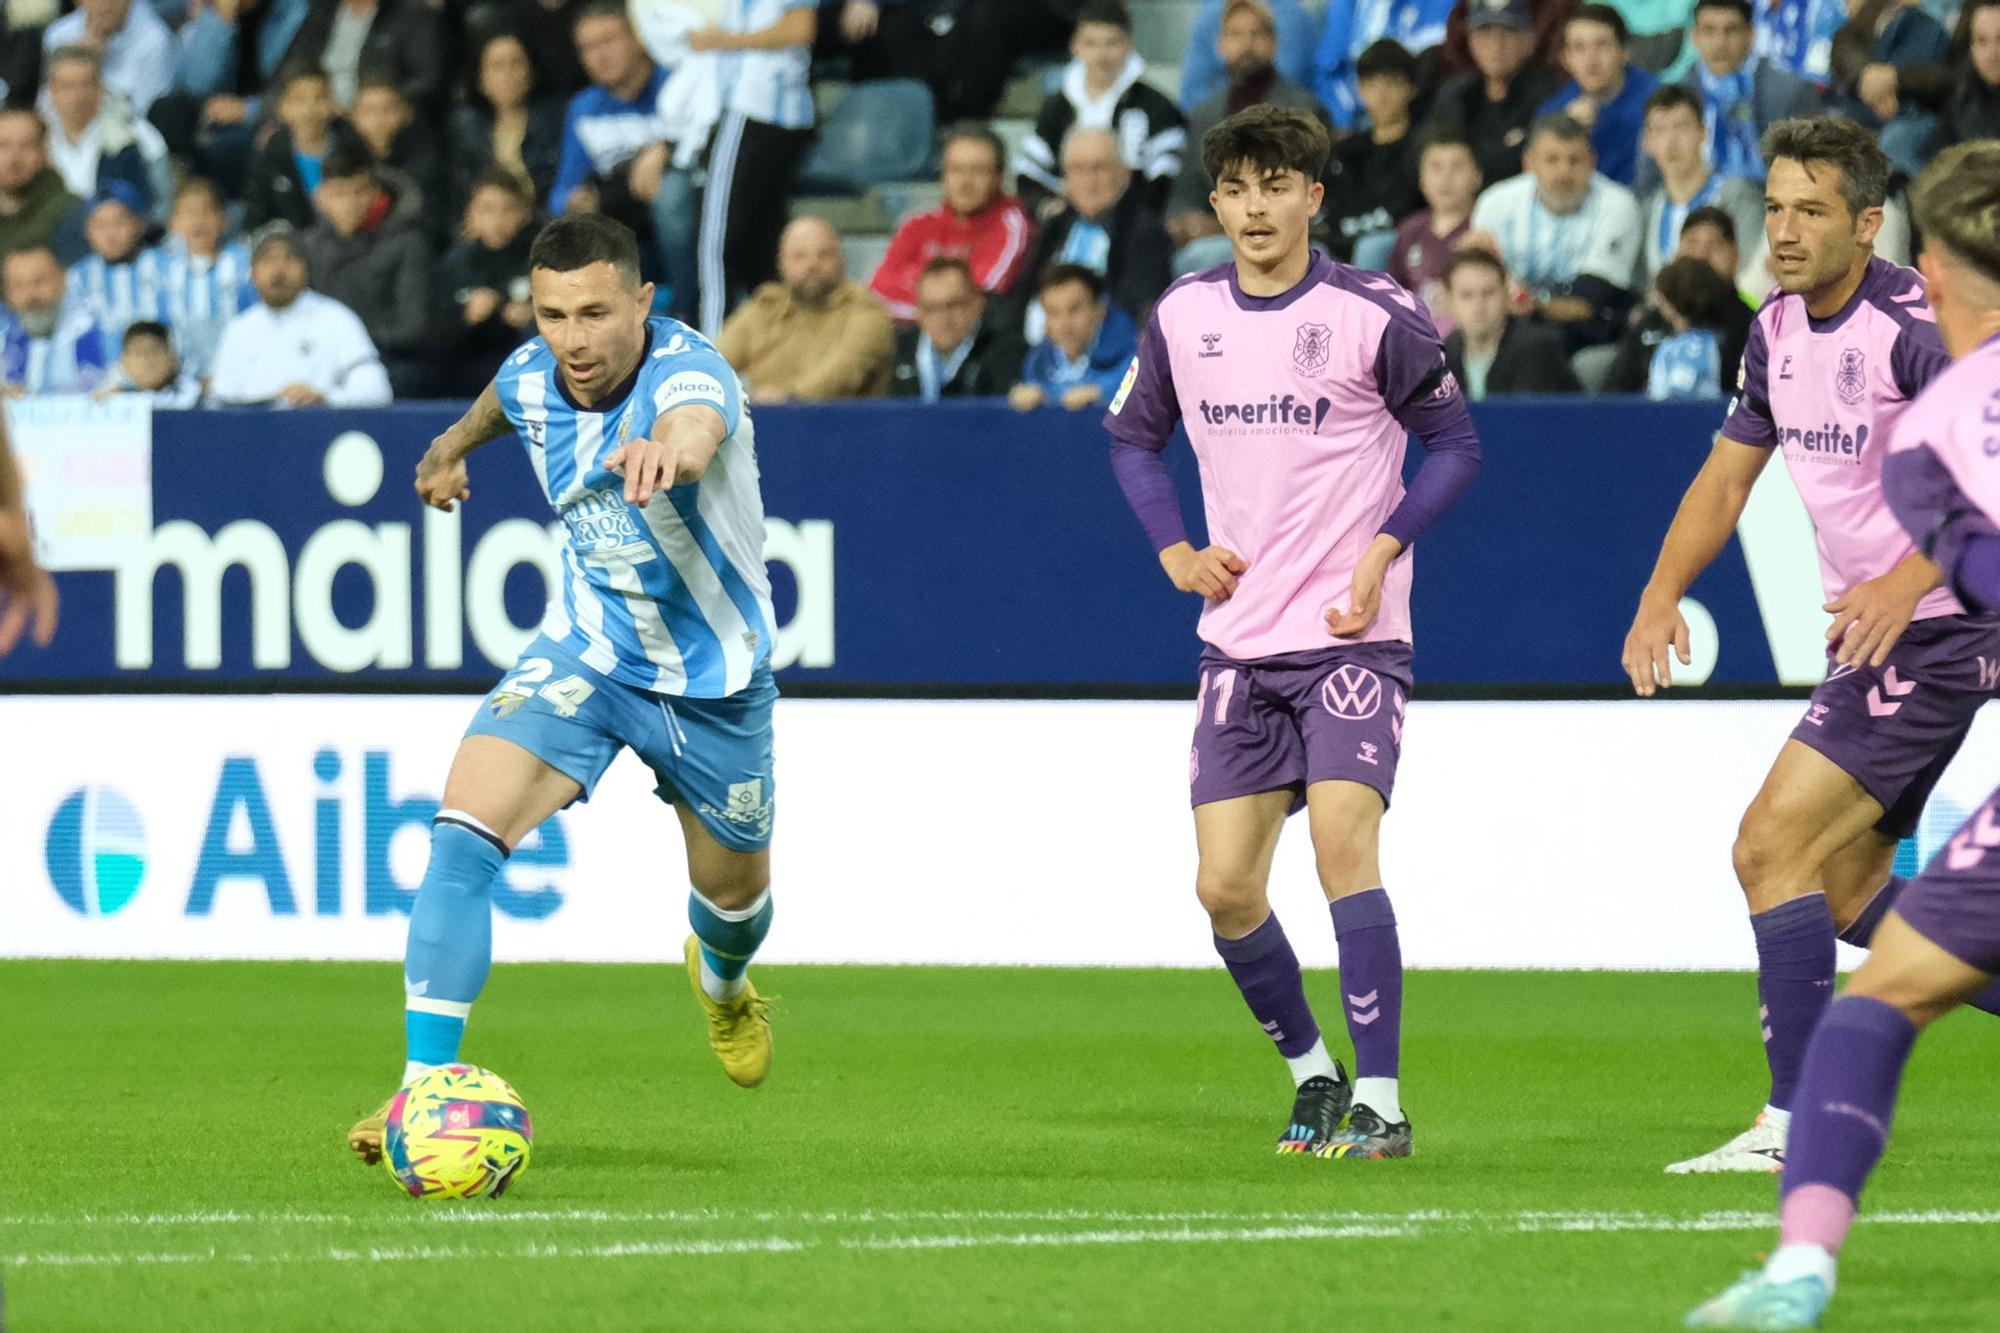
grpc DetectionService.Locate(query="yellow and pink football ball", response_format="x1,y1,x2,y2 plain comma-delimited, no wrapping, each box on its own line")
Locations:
383,1064,533,1200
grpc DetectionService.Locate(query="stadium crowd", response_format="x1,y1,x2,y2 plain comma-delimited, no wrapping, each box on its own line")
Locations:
0,0,1990,409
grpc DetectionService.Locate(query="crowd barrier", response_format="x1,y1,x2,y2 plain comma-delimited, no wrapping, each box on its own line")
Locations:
4,395,1835,691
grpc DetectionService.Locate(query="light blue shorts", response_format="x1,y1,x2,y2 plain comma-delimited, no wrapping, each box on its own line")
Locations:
464,634,777,852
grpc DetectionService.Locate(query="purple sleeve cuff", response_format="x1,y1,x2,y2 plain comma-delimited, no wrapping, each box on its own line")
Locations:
1110,438,1190,553
1957,535,2000,615
1379,410,1482,550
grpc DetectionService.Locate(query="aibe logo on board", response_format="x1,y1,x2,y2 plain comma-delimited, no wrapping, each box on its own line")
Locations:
45,786,147,916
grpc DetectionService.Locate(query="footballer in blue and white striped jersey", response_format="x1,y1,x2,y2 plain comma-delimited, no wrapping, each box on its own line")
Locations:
494,315,774,698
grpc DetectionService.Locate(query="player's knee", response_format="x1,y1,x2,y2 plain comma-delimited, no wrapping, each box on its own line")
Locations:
690,862,769,912
1194,866,1267,934
1731,808,1805,902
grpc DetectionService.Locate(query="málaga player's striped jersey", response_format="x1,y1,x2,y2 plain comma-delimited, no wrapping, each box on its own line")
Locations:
495,316,774,699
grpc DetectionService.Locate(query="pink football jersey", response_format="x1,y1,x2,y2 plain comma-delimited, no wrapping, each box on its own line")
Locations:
1722,257,1959,618
1105,255,1470,659
1884,333,2000,531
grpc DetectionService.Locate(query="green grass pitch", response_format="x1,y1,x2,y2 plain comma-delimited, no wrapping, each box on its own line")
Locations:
7,961,2000,1331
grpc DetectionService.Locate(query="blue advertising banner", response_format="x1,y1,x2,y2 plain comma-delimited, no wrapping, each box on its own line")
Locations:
4,397,1794,691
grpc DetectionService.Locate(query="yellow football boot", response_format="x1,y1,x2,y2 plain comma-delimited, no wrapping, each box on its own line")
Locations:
685,935,772,1087
347,1096,393,1164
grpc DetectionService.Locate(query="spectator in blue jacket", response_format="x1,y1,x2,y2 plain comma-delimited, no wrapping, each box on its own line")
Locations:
1180,0,1320,111
1,245,113,396
1008,263,1139,413
1315,0,1456,129
1539,4,1658,185
550,3,673,217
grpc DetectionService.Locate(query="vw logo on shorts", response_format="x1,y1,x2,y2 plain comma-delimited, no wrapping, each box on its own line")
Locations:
1321,665,1383,720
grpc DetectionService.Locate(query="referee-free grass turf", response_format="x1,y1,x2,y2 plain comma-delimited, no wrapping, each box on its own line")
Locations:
6,962,2000,1331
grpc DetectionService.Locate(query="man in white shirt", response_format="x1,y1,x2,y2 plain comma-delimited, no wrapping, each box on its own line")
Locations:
40,45,173,219
207,226,391,407
1467,111,1641,350
40,0,173,117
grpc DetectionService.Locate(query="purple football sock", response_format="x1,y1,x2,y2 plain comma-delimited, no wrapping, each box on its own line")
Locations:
1213,914,1322,1058
1752,894,1837,1112
1330,888,1402,1079
1838,877,2000,1015
1778,995,1918,1255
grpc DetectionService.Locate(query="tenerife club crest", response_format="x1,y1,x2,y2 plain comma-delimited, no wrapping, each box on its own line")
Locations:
1293,322,1332,374
1836,347,1867,405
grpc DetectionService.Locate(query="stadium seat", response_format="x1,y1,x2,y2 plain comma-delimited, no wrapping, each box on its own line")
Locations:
796,80,937,195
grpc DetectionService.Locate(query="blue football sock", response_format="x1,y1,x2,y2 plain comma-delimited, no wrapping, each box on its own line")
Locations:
402,813,508,1069
689,886,773,1001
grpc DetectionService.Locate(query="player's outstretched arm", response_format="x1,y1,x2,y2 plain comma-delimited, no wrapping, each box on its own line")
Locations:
606,403,727,506
1621,435,1772,696
0,415,58,654
415,380,511,512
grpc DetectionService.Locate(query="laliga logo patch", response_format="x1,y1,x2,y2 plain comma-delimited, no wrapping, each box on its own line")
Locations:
1320,664,1383,720
1836,347,1867,406
1109,357,1139,413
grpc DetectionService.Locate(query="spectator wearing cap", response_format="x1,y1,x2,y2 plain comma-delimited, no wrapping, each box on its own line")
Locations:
433,170,537,398
1179,0,1320,112
889,257,1013,401
1635,84,1764,289
1466,112,1641,349
0,110,88,266
1440,247,1580,398
1422,0,1568,188
1675,0,1817,182
716,216,896,402
63,181,159,346
299,143,431,394
1168,0,1326,275
244,67,358,233
1016,0,1187,219
96,321,201,408
276,0,446,113
40,46,170,220
1008,263,1138,413
1313,0,1455,130
1004,126,1172,349
870,124,1033,323
1,245,113,396
1390,134,1483,336
1537,4,1658,186
151,178,255,383
208,226,391,407
1327,39,1425,269
40,0,174,117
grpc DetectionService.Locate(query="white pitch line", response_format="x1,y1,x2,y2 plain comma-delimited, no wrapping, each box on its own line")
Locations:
8,1209,2000,1271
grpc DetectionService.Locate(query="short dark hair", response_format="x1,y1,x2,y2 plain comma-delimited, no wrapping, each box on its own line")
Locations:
1762,115,1891,218
1692,0,1754,21
1643,84,1704,121
1653,256,1743,330
46,44,102,75
1039,262,1106,300
1443,247,1508,288
574,0,629,28
355,74,407,102
1681,204,1738,247
940,121,1006,171
1529,113,1592,149
276,63,331,94
1354,38,1417,85
1074,0,1132,33
173,175,225,211
1567,3,1629,44
320,143,376,183
1416,133,1478,170
0,107,46,144
469,168,533,205
529,212,643,286
122,320,170,349
917,255,977,289
251,222,305,265
1201,103,1331,190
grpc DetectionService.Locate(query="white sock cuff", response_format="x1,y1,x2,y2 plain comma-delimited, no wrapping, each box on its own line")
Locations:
691,885,771,923
405,995,473,1018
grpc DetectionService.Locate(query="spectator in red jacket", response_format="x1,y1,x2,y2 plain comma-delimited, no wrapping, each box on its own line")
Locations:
869,123,1033,323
